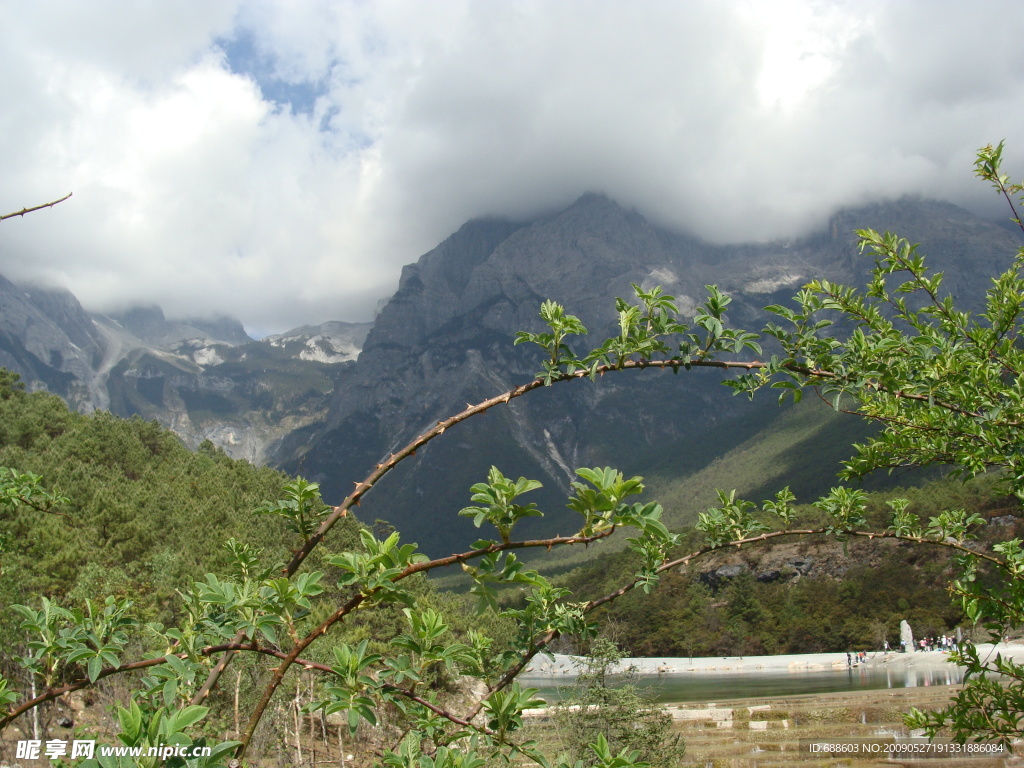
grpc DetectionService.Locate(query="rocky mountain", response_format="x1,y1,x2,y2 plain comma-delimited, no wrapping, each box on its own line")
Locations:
99,317,371,464
3,193,1019,554
273,194,1022,554
0,277,371,464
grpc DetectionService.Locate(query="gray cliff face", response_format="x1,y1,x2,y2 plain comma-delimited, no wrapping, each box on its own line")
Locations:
278,195,1021,554
0,277,108,411
95,317,373,463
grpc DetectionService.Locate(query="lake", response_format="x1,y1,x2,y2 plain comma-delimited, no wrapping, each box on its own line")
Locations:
521,662,965,704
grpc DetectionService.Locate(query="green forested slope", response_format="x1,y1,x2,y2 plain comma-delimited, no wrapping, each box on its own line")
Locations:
0,371,314,638
0,369,503,677
493,396,925,582
643,397,938,531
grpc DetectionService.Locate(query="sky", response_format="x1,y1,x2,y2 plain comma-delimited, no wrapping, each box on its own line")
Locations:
2,0,1024,336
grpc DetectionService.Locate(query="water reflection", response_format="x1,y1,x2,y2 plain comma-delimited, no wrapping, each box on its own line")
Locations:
522,663,965,704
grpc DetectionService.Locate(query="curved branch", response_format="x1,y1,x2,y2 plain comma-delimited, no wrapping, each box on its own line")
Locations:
382,685,490,734
224,351,987,749
283,357,767,578
0,193,72,222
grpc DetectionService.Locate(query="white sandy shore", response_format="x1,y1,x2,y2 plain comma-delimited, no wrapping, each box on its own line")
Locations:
522,641,1024,678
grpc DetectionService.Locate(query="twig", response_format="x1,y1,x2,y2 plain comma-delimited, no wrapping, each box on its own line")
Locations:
0,642,329,731
0,193,72,222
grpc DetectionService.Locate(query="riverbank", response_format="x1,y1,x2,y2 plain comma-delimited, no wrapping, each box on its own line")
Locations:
523,640,1024,678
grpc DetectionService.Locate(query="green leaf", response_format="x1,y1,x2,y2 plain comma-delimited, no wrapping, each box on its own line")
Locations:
171,704,210,732
87,655,103,683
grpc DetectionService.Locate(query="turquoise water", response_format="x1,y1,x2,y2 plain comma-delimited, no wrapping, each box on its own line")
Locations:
521,663,964,704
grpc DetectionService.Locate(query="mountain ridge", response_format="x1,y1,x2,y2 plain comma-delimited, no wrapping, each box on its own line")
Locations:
0,275,372,462
2,193,1019,552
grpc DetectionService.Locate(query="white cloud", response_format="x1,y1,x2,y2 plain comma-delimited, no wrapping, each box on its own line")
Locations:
1,0,1023,333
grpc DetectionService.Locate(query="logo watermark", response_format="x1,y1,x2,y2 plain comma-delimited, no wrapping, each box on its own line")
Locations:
16,739,213,761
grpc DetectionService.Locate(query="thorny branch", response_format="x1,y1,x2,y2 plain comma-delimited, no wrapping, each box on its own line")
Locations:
0,193,72,223
197,356,771,707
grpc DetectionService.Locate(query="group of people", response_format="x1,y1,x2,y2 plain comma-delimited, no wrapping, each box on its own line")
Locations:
849,634,962,664
845,650,868,666
892,635,959,653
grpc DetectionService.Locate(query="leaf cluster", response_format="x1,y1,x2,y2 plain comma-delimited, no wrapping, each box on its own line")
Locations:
515,284,760,384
